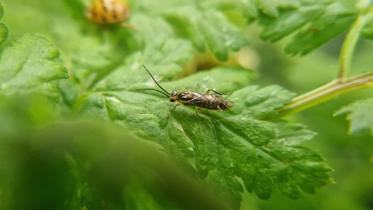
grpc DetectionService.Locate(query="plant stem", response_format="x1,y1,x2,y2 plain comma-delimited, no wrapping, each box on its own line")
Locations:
338,16,362,80
338,5,373,80
279,73,373,115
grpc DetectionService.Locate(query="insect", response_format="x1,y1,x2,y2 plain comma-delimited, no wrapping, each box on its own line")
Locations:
87,0,133,28
143,65,232,111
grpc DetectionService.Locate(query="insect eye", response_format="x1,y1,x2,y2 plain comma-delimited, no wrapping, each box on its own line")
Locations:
170,98,175,102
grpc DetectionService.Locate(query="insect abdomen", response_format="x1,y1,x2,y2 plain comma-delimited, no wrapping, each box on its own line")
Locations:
179,93,231,110
200,96,231,110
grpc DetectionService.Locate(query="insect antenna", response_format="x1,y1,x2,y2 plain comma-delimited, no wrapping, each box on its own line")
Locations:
143,65,170,96
136,88,169,98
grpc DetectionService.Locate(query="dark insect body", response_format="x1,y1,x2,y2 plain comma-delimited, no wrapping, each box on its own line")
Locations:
143,66,232,111
87,0,130,25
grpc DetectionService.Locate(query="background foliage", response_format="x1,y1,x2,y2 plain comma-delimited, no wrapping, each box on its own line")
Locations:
0,0,373,210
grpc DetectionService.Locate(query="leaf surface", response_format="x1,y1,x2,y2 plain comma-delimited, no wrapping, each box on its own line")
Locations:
0,34,68,97
258,0,357,55
0,2,8,46
336,98,373,135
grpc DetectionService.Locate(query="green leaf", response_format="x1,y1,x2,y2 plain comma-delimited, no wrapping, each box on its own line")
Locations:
74,64,332,200
258,0,357,55
0,2,8,46
0,34,68,97
336,98,373,135
260,5,325,42
256,0,280,18
140,2,249,60
61,0,250,61
285,3,356,55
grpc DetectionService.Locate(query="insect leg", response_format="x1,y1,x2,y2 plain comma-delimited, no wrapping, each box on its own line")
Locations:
195,107,202,117
186,97,200,103
217,105,223,111
170,102,180,112
205,88,224,95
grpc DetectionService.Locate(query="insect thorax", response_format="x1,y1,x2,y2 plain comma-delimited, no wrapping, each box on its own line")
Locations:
178,91,201,101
